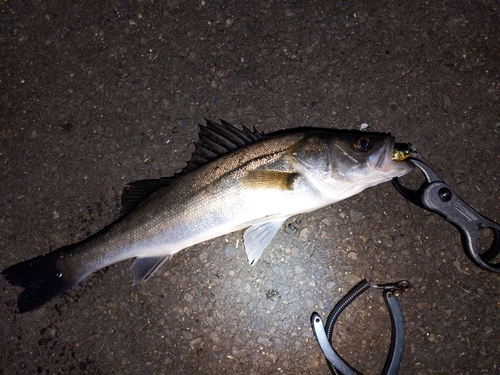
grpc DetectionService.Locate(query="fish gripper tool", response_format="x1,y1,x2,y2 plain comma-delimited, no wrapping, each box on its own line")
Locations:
311,279,410,375
392,156,500,273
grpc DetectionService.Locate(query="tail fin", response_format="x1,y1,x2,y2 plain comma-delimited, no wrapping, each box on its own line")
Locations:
2,247,80,312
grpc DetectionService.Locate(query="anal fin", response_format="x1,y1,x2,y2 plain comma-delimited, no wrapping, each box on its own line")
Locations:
130,255,173,285
243,218,288,265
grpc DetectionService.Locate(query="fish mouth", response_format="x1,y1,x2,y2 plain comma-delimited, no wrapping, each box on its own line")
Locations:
370,137,414,177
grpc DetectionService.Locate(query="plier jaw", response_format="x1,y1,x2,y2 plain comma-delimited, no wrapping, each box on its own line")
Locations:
392,156,500,273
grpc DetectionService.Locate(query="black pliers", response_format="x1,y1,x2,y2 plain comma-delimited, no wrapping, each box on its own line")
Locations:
392,156,500,273
311,279,410,375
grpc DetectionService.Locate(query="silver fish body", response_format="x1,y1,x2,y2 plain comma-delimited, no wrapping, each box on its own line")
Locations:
2,121,413,312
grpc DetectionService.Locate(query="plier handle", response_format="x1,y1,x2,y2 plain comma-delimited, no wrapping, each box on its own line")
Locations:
392,156,500,273
311,279,410,375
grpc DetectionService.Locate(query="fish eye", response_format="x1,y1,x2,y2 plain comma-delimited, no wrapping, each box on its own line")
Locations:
354,137,372,152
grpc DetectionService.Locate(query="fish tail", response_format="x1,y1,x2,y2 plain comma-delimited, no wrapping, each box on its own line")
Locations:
2,246,82,313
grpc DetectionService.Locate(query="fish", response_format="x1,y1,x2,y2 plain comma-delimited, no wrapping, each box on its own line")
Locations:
2,120,414,312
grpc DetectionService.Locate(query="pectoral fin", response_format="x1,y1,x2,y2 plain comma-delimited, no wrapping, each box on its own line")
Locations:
130,255,173,285
243,218,287,265
243,171,299,190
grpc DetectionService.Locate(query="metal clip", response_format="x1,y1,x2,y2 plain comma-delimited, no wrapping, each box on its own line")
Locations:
372,280,411,297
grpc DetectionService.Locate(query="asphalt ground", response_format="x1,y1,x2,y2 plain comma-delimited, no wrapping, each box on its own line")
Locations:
1,1,499,374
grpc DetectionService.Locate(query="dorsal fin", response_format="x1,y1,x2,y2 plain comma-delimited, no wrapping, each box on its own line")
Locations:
184,119,264,172
119,178,172,216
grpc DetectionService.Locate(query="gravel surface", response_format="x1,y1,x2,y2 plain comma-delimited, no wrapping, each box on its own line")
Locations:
1,1,499,374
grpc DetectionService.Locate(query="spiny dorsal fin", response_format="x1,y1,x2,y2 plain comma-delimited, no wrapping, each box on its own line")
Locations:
120,178,172,216
184,119,264,172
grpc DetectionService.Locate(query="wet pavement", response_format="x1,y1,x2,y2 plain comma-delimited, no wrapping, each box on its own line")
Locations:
0,1,499,374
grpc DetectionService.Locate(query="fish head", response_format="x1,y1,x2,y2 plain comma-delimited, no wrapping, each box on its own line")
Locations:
290,131,414,201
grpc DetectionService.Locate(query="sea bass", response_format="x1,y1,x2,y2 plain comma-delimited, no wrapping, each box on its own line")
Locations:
2,120,414,312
